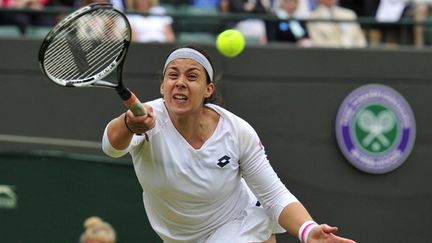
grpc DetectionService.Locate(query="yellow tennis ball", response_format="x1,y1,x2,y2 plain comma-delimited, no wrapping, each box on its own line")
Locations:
216,29,245,58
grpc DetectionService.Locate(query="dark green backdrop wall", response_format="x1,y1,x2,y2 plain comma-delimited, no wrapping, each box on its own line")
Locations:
0,39,431,242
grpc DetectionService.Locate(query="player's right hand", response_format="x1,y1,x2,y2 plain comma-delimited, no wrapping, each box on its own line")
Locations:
125,104,156,134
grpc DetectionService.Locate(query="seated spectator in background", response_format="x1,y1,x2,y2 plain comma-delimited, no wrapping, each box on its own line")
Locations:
339,0,381,45
78,0,124,9
222,0,272,44
273,0,311,46
272,0,315,17
339,0,380,18
190,0,220,10
374,0,407,46
79,216,116,243
0,0,55,34
410,0,432,47
125,0,175,43
306,0,367,48
110,0,125,10
226,0,271,15
235,18,268,44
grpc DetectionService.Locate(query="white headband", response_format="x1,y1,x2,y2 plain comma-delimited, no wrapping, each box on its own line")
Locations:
163,48,213,82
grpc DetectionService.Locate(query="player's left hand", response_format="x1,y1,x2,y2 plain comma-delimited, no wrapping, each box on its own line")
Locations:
307,224,356,243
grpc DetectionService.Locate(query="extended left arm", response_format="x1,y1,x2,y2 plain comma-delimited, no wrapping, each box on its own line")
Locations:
278,202,356,243
237,120,356,243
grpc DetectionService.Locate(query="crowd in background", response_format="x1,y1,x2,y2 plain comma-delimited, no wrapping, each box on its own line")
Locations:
0,0,432,47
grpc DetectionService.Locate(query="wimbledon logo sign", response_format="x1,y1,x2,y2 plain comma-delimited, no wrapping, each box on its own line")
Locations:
335,84,416,174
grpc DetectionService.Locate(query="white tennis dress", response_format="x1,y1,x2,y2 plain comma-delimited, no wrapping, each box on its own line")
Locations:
102,98,298,243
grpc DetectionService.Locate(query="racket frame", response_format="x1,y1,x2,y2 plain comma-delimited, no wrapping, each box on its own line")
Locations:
38,3,147,116
38,3,130,89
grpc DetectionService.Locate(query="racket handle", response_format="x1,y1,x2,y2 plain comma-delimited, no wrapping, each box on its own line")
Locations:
123,92,147,116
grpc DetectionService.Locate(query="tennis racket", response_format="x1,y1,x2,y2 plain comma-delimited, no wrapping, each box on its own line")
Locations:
38,3,147,116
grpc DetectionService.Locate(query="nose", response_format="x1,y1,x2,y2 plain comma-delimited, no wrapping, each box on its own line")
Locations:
175,76,187,88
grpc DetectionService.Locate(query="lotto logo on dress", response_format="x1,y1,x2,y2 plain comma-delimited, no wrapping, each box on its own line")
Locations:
335,84,416,174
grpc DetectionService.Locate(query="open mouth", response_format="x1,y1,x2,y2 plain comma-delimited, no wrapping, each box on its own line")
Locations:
173,94,188,101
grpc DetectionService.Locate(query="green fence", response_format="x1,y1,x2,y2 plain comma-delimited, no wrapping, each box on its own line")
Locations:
0,151,160,243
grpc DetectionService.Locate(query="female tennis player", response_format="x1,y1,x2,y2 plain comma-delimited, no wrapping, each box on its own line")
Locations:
102,45,356,243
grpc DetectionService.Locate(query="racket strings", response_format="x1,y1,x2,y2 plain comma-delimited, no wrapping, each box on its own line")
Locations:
47,11,124,61
46,12,126,80
45,34,122,81
43,9,129,83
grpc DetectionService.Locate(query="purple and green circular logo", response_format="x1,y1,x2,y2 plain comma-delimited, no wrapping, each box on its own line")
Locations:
335,84,416,174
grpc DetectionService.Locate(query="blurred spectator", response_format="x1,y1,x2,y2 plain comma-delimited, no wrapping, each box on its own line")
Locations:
219,0,228,11
306,0,367,48
190,0,220,9
222,0,272,44
125,0,175,43
226,0,270,14
339,0,380,17
0,0,55,34
374,0,407,46
79,0,109,6
272,0,311,46
339,0,381,46
79,216,116,243
235,18,267,44
111,0,125,10
272,0,315,17
410,0,432,47
78,0,125,10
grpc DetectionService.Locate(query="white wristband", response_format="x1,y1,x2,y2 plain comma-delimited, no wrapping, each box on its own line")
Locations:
298,220,318,243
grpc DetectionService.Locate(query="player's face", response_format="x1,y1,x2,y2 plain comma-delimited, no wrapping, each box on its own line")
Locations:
161,58,214,116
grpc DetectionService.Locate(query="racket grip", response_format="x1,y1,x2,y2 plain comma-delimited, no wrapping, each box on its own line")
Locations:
123,92,147,116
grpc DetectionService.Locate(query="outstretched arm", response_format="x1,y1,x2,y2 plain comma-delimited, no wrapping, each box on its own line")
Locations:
308,224,356,243
278,202,356,243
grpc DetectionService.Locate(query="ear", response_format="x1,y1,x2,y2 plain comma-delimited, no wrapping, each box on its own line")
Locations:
204,83,215,98
160,82,164,96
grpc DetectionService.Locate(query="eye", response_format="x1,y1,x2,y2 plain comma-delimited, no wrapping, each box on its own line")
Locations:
187,70,202,81
167,71,179,79
188,73,199,81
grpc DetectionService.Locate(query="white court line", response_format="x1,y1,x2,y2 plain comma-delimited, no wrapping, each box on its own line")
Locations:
0,134,101,149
